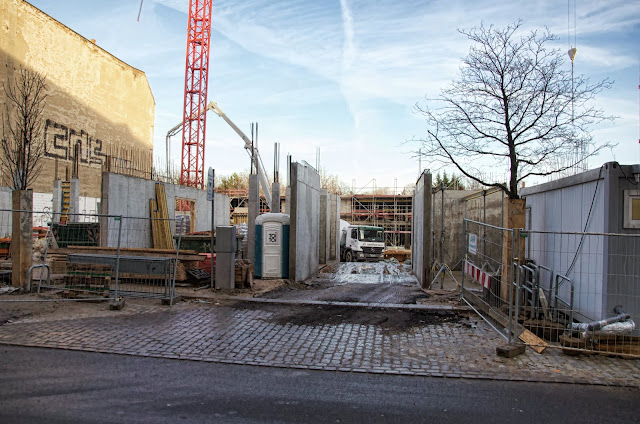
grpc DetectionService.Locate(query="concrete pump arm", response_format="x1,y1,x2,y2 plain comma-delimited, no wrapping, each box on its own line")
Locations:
206,101,272,209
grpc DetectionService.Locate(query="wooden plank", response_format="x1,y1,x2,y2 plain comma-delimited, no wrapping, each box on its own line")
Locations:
518,329,548,353
155,183,174,250
150,198,159,248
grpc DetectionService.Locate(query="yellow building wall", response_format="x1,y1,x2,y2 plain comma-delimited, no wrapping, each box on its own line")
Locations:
0,0,155,197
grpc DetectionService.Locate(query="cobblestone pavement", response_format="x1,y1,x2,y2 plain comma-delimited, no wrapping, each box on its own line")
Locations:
0,300,638,388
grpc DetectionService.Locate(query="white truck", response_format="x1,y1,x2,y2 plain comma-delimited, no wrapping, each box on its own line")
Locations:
339,222,385,262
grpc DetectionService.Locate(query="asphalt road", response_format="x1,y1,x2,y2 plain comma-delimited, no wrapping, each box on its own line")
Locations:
0,346,637,424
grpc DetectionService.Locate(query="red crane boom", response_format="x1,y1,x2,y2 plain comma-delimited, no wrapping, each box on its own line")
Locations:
180,0,213,188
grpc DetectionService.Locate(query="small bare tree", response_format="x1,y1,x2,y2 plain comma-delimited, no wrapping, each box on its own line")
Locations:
415,21,614,199
1,67,48,190
320,167,349,195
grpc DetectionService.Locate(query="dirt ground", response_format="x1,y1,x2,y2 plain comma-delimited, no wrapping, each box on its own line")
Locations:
0,288,168,324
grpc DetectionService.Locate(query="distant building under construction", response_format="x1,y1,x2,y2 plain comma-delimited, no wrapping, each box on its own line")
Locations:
340,194,412,248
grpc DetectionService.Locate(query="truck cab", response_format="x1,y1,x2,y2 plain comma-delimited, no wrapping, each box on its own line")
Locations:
340,225,385,262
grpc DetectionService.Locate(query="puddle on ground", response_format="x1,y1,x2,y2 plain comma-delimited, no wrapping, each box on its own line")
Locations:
327,262,418,285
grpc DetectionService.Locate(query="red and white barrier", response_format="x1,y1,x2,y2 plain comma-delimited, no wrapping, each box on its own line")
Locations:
464,260,491,289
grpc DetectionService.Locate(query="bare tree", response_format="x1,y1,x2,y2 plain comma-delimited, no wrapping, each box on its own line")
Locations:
1,67,48,190
415,21,614,199
320,167,349,195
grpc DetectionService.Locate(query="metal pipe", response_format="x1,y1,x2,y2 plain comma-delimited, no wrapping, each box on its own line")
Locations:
27,264,50,293
571,306,631,336
440,188,445,288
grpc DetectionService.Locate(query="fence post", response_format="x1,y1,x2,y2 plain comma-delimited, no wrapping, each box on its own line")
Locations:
507,228,516,344
171,216,184,306
461,219,466,297
114,215,122,301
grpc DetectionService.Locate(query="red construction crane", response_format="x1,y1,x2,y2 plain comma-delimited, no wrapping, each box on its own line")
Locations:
180,0,213,188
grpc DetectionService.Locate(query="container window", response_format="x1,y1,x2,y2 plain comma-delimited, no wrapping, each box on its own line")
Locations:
623,190,640,229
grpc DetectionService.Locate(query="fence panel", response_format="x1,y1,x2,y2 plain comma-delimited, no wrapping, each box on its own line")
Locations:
14,211,182,304
520,230,640,357
461,219,516,341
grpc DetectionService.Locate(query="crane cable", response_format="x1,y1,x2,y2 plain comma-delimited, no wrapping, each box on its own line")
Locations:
567,0,577,125
137,0,144,22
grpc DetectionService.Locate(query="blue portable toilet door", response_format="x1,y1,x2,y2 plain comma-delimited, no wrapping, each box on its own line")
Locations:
263,222,282,278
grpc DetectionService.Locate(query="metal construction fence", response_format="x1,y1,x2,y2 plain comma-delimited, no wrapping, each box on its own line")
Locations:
0,208,183,305
461,219,640,358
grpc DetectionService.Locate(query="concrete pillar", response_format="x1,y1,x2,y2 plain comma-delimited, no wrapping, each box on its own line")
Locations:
11,190,33,288
247,174,259,264
284,187,290,215
319,189,329,264
69,179,79,222
501,198,526,301
329,194,340,260
271,182,281,213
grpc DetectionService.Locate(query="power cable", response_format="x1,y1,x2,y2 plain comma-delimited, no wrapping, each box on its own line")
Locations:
565,164,603,276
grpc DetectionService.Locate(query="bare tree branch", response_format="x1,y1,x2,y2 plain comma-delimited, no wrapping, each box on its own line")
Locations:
1,67,48,190
412,21,615,199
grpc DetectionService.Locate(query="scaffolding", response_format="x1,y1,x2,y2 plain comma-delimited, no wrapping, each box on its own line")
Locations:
340,185,412,248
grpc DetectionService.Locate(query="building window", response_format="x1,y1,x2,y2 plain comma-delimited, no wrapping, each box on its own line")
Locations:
623,190,640,229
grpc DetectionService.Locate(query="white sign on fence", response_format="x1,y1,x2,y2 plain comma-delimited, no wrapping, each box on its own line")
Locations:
468,233,478,255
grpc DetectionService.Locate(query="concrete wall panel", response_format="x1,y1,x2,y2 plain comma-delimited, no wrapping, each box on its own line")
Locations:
289,162,321,282
101,173,229,249
319,189,329,264
412,172,432,287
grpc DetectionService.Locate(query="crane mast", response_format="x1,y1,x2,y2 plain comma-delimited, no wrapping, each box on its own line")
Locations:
180,0,213,188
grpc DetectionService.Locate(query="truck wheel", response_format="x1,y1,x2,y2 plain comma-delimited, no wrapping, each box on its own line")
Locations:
345,250,353,262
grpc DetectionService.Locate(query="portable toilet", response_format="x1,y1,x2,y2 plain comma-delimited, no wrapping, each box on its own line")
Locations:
255,213,290,279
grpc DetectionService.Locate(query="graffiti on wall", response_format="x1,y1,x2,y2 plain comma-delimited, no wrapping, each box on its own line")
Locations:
43,119,106,166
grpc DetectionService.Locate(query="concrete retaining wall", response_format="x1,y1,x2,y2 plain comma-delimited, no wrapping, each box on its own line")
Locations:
433,189,504,270
101,173,229,248
412,172,432,288
289,161,321,282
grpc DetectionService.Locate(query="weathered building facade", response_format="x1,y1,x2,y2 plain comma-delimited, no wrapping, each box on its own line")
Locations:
0,0,154,200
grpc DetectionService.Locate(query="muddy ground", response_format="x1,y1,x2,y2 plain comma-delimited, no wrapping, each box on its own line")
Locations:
0,261,473,328
230,301,474,332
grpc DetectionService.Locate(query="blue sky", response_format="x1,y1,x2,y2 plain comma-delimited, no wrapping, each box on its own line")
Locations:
28,0,640,191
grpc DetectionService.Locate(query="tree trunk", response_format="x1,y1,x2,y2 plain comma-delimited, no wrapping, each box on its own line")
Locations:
11,190,33,289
